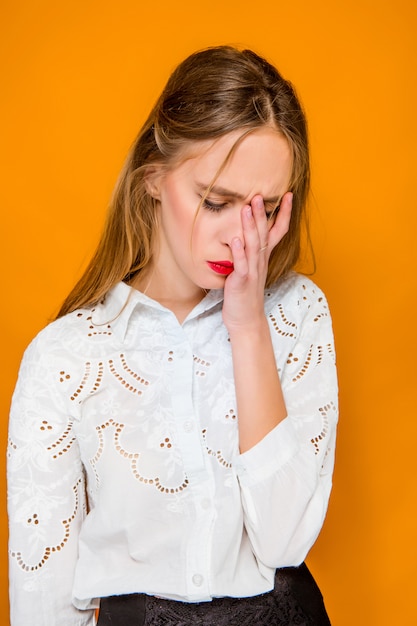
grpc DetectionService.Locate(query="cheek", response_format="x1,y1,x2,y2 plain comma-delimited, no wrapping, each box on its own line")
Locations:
190,219,206,248
161,182,195,234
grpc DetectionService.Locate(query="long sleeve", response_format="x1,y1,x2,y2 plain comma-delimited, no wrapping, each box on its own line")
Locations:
7,334,96,626
234,277,338,569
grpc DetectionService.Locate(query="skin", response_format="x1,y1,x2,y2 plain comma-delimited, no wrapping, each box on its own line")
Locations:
135,127,293,451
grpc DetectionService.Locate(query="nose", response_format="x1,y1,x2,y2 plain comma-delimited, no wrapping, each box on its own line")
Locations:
221,205,245,249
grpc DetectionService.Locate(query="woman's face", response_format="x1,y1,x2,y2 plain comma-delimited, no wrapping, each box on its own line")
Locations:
148,127,292,295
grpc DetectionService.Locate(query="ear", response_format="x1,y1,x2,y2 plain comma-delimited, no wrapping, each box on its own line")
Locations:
144,165,164,200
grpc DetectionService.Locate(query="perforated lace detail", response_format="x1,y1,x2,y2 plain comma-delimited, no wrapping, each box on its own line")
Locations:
89,418,189,494
66,354,149,403
193,354,211,377
9,478,83,573
311,402,337,455
202,428,233,469
269,305,298,338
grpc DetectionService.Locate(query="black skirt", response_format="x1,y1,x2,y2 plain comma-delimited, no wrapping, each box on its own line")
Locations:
97,563,331,625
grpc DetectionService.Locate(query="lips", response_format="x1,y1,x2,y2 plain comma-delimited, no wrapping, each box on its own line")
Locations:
207,261,234,276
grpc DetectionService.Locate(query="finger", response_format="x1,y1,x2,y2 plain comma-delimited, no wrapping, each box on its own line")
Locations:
251,194,269,230
241,202,267,264
229,236,248,278
250,194,270,250
267,192,293,250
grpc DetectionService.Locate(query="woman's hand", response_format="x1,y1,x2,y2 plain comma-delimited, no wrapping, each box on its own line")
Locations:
222,191,293,332
223,191,292,451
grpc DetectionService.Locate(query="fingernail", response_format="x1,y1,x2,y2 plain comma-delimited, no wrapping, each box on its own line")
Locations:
246,206,252,218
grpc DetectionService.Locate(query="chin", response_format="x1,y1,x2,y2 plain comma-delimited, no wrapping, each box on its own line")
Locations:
201,279,226,291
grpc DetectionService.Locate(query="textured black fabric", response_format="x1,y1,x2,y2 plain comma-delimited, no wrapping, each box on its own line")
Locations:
97,563,331,625
98,593,146,625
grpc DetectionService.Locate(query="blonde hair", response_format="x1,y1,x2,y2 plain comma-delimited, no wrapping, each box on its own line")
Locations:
57,46,311,317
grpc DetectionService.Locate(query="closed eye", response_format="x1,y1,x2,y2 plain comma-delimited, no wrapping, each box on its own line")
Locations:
266,203,281,221
201,197,228,212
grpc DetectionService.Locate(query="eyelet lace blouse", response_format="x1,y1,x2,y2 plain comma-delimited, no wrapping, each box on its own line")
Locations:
7,272,338,625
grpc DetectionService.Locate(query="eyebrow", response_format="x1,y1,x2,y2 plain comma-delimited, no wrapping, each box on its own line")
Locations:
196,182,281,206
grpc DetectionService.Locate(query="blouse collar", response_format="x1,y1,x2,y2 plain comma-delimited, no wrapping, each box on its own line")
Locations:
90,281,225,342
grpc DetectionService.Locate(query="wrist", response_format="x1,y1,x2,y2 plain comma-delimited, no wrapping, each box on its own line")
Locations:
226,314,270,342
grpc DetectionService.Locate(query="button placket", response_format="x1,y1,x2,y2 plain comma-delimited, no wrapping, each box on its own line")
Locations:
183,420,194,433
192,573,204,587
166,326,213,600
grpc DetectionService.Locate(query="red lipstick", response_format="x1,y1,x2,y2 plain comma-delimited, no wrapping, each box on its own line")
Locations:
207,261,234,276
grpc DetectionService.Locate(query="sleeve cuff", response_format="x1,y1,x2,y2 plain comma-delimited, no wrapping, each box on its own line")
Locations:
233,417,300,486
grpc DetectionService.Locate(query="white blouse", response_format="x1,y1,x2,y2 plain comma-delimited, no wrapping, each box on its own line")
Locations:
7,272,338,626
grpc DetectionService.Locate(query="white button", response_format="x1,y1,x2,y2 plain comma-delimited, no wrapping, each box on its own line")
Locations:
183,421,194,433
192,574,204,587
201,498,210,510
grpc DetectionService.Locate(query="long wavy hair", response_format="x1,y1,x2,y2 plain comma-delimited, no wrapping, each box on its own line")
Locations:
57,46,311,317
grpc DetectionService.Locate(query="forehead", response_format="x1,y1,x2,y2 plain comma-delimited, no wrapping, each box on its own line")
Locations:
174,128,292,197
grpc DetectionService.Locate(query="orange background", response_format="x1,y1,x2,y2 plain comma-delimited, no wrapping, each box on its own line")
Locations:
1,1,416,623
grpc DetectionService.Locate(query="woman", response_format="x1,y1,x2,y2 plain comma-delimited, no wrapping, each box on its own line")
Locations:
8,46,338,625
